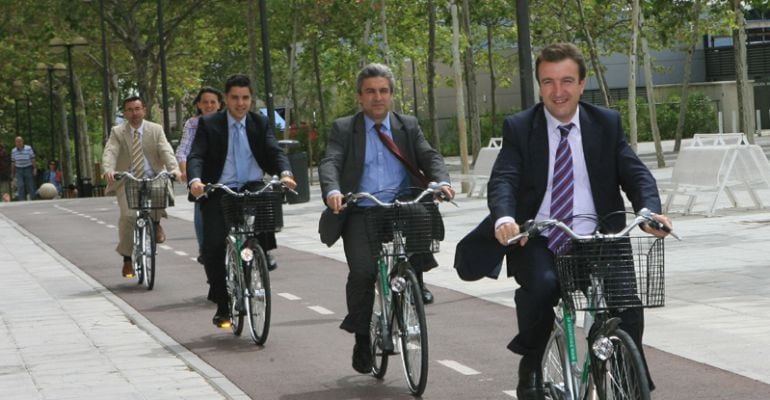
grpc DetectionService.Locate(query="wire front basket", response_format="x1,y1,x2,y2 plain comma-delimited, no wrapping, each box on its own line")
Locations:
124,175,170,210
555,236,665,312
364,202,444,257
221,191,283,234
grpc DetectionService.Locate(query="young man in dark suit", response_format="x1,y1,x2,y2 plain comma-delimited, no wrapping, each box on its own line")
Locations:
454,43,673,399
318,63,454,374
187,74,296,327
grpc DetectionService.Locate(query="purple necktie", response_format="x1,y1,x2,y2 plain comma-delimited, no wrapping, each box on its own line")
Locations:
547,123,575,255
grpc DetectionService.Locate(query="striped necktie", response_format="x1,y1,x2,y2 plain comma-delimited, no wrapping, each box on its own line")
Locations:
130,129,145,178
547,123,575,255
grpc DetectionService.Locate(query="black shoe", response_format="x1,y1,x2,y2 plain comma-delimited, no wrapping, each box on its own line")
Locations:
352,335,372,374
267,253,278,271
212,302,231,328
516,356,545,400
196,252,204,265
421,286,434,304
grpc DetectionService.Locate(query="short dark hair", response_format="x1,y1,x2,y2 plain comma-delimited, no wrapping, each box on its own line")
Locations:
193,86,223,115
225,74,252,95
535,43,587,82
356,63,395,94
122,96,144,108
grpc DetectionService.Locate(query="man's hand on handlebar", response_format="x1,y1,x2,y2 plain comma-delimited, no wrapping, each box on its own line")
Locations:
280,176,297,191
438,185,455,201
495,221,523,247
326,193,345,214
641,213,673,238
190,181,206,198
104,171,117,184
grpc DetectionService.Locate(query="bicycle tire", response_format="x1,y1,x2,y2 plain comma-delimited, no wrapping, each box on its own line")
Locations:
542,324,570,400
370,265,389,379
398,267,428,396
245,244,271,345
593,328,650,400
132,223,144,285
143,220,156,290
225,236,244,335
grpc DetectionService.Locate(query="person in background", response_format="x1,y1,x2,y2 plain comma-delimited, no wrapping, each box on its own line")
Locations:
42,160,63,195
10,136,36,201
176,86,224,264
0,143,11,201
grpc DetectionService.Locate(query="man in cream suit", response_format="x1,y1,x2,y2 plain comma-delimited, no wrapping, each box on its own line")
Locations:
103,96,180,277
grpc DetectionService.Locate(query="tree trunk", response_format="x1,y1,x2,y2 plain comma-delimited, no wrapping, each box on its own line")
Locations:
575,0,610,107
628,0,640,152
56,88,72,188
74,72,92,180
288,0,301,133
674,0,702,152
427,0,440,149
380,0,399,112
247,0,260,111
460,0,481,162
640,20,665,168
451,3,469,192
733,0,754,143
312,38,327,131
486,24,497,136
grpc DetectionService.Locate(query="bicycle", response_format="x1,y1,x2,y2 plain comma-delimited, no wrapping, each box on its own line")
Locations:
508,209,679,400
204,176,292,345
115,171,175,291
346,183,449,396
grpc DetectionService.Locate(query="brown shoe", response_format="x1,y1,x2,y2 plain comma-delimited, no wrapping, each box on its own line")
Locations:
122,260,134,278
155,223,165,244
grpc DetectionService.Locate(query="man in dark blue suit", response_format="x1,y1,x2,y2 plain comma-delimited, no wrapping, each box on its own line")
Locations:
188,74,296,327
454,43,672,399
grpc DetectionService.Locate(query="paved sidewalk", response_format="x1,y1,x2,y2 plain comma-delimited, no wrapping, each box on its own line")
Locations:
0,213,247,399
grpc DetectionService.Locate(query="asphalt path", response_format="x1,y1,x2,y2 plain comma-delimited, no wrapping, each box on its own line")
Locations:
5,196,770,399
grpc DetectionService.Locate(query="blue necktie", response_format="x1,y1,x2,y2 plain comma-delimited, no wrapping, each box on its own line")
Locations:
231,122,251,186
547,123,575,255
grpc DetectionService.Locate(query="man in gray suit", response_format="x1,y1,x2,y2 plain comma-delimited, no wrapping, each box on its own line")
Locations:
103,96,180,278
318,63,454,374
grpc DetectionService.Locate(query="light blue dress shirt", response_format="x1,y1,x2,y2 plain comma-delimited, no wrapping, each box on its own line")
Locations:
357,114,409,206
219,113,264,189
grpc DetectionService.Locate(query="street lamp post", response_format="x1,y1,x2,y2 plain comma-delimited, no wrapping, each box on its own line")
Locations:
13,80,33,149
36,63,67,162
50,36,88,196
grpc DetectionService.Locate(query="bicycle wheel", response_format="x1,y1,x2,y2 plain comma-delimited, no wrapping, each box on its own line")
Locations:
370,271,389,379
244,244,271,345
224,236,244,334
593,328,650,400
542,324,570,400
397,267,428,396
141,220,156,290
132,223,144,284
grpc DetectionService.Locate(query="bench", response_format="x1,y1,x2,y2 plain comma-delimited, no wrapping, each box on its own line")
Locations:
452,144,501,198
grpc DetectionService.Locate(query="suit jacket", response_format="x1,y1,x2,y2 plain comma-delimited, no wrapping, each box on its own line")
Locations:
317,111,450,246
186,110,291,191
102,120,178,196
454,101,662,281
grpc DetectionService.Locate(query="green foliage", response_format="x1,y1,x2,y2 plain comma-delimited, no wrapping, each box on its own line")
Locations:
434,106,519,156
617,91,718,142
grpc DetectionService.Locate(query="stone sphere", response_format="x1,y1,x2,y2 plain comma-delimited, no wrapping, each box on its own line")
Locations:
38,183,59,199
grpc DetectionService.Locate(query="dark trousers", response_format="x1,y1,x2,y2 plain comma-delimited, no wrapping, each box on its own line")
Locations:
201,189,276,304
339,210,378,335
507,236,646,361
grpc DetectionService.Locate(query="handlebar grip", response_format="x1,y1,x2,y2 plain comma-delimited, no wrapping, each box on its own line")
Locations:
114,172,125,180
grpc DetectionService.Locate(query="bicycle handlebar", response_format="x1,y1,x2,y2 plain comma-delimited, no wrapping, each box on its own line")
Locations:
507,208,680,245
345,182,453,207
115,171,176,182
202,175,298,197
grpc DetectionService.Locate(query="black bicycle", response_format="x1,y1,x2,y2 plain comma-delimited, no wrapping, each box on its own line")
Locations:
346,184,449,396
204,176,292,345
116,171,174,290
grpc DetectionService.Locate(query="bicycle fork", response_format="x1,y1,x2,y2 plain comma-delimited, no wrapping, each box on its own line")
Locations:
376,257,395,354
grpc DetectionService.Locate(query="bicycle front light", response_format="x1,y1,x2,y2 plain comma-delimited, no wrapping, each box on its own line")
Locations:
136,218,146,227
390,276,406,293
591,336,614,361
240,248,254,262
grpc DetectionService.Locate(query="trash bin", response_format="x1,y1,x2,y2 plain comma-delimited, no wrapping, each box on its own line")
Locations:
80,178,93,198
277,140,309,204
